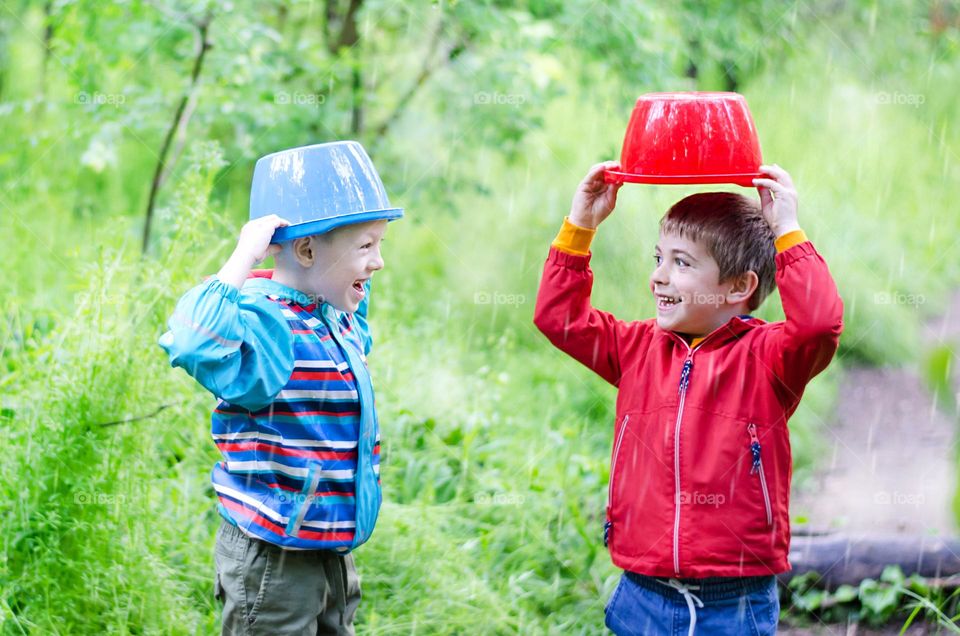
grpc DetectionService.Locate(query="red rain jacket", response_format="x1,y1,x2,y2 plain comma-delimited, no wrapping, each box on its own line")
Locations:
533,241,843,578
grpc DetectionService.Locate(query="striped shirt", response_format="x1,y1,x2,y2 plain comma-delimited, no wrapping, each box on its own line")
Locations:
159,275,381,551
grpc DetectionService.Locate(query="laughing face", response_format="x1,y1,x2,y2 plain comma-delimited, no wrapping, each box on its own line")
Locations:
295,220,388,313
648,231,757,340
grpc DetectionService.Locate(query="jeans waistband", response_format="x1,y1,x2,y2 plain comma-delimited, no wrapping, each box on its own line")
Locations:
624,570,775,602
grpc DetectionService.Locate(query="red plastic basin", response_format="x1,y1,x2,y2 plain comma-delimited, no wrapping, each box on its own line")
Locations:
604,92,763,187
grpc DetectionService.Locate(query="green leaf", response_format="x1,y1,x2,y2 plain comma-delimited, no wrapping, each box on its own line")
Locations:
833,584,858,603
880,565,906,586
859,578,901,622
797,588,826,611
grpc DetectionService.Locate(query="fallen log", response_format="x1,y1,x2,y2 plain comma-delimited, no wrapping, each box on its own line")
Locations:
780,531,960,588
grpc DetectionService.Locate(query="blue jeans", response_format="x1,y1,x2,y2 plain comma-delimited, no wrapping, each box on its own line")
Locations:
605,571,780,636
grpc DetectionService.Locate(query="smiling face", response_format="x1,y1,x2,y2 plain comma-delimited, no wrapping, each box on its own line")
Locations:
649,231,758,339
314,220,388,312
279,220,388,313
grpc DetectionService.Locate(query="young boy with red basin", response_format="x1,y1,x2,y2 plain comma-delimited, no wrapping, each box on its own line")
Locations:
534,161,844,635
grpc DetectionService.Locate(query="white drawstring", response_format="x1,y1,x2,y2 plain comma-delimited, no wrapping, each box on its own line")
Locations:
656,578,705,636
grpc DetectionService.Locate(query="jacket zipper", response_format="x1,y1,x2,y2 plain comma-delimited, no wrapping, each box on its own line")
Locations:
747,423,773,527
667,329,724,576
672,355,693,574
605,415,631,546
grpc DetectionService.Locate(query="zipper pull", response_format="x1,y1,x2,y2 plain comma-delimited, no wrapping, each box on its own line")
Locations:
603,521,611,547
748,423,761,474
677,358,693,394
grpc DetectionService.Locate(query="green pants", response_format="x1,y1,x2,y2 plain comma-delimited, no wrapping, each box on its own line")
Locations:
214,519,362,635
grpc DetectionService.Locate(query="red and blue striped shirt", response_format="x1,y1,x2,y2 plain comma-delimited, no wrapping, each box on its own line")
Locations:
160,275,382,551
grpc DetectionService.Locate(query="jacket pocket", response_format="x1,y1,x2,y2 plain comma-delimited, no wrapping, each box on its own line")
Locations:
605,414,631,547
285,462,322,538
747,423,773,527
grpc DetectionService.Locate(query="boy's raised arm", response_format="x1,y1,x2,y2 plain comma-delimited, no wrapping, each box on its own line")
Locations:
159,279,295,410
753,165,844,409
159,216,295,410
534,162,649,387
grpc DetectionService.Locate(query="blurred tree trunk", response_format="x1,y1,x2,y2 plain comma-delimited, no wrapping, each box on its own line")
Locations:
141,12,213,254
350,64,362,135
372,16,467,144
0,22,7,101
324,0,364,136
38,0,54,101
721,59,739,92
685,38,699,81
930,0,960,39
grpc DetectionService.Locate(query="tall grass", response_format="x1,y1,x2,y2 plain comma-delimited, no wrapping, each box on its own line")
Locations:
0,145,230,633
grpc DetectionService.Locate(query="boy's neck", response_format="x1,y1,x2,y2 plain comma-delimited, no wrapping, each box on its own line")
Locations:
270,266,309,295
677,306,752,345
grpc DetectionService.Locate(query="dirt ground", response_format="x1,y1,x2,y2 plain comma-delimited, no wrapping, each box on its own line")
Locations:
781,293,960,634
792,287,960,538
789,366,957,536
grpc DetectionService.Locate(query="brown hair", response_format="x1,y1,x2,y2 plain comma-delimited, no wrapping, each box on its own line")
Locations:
659,192,776,311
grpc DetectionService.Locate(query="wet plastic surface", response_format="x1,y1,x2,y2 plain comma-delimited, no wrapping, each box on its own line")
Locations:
605,92,763,187
249,140,403,243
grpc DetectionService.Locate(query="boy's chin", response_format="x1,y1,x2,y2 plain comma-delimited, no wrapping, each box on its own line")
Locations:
656,314,697,337
325,297,360,314
655,314,679,330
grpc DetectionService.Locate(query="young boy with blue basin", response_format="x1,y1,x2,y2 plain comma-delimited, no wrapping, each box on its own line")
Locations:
160,141,401,635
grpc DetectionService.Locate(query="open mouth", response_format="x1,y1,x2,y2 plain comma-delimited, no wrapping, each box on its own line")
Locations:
352,279,367,296
656,294,681,310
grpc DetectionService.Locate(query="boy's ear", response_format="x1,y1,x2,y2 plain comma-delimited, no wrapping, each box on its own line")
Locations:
724,270,759,305
292,236,315,267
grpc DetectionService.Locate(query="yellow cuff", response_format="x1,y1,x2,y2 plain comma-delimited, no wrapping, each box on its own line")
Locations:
552,217,597,256
775,229,807,253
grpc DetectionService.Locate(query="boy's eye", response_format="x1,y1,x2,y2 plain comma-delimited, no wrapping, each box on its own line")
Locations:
653,254,688,267
361,242,372,249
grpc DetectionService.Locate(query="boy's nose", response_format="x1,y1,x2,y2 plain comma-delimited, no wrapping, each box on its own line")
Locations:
650,264,669,286
369,252,385,271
